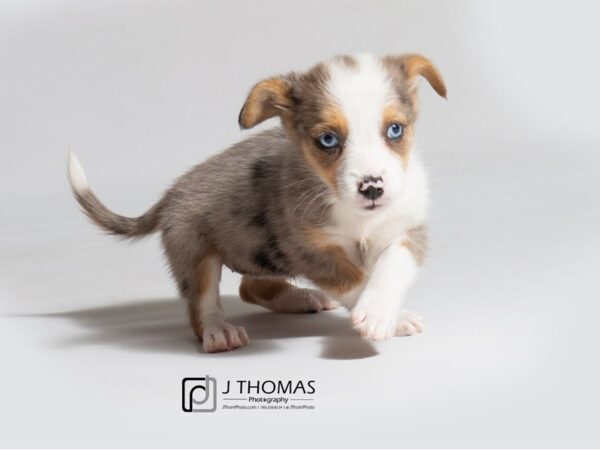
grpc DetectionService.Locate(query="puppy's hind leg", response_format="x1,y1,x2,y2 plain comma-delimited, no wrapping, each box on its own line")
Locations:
197,255,249,352
162,224,248,353
186,254,249,353
239,276,339,314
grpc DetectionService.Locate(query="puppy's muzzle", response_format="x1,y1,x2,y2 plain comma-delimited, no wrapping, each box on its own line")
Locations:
358,176,384,201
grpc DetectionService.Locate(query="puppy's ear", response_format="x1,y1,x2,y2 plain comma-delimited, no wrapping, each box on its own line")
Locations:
389,54,447,99
238,76,295,129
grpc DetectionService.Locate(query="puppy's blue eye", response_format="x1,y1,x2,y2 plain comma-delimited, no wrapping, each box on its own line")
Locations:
317,133,339,150
387,123,404,140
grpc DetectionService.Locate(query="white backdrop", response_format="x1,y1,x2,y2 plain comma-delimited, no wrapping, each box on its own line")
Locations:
1,1,600,447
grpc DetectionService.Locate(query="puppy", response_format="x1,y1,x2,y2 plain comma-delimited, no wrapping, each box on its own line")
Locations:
68,53,446,353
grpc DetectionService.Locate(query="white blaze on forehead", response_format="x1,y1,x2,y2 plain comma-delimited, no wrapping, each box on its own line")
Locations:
325,54,396,147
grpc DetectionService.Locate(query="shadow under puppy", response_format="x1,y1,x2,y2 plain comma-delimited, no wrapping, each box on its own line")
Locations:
68,53,446,353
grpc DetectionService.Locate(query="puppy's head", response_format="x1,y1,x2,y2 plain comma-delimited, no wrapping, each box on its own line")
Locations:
239,54,446,212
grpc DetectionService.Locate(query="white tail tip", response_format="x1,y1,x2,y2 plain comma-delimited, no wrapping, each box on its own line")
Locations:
67,151,89,193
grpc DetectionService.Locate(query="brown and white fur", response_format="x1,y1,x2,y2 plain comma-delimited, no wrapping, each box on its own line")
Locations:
68,53,446,353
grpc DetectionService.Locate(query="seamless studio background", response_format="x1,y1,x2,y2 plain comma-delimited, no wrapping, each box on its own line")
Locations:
1,0,599,448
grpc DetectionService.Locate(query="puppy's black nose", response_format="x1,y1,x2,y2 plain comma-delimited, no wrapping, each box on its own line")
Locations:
359,185,384,200
358,176,384,200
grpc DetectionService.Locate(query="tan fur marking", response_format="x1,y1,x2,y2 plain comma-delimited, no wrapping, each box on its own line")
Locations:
189,251,217,338
301,142,339,193
382,104,408,129
303,228,364,295
196,255,214,297
315,105,349,137
403,225,428,265
239,276,292,303
300,105,348,194
316,246,364,295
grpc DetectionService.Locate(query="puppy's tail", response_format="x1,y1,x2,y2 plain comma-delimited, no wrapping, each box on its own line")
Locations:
67,152,164,239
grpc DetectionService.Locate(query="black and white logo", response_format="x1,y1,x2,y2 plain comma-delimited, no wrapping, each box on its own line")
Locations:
182,376,217,412
181,375,316,412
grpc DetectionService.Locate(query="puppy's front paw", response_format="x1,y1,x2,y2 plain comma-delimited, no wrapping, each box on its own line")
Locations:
395,309,424,336
202,322,249,353
351,303,397,341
